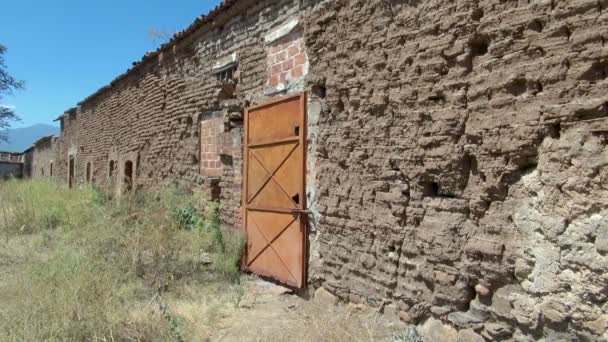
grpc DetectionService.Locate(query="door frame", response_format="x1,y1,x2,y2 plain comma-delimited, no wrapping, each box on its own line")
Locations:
242,92,308,288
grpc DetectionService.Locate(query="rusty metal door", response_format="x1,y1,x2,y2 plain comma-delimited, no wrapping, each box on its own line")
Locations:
243,93,307,288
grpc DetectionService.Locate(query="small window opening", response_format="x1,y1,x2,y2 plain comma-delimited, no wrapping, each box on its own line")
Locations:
421,181,439,197
548,123,561,139
292,193,300,205
312,85,327,98
471,8,484,21
216,68,234,82
294,126,300,136
470,36,490,57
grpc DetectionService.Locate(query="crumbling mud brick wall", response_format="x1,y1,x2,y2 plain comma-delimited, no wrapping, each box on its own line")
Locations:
28,136,57,178
305,0,608,340
218,13,312,227
51,0,306,202
25,0,607,339
55,107,79,183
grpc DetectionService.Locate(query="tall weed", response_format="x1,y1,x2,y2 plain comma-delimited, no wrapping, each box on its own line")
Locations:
0,179,245,341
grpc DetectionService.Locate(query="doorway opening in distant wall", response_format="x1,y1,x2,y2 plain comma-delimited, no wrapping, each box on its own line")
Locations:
86,162,92,183
124,161,133,192
68,156,75,188
109,160,115,178
50,162,53,177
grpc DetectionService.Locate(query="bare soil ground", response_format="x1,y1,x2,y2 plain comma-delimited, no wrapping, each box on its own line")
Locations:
213,279,407,342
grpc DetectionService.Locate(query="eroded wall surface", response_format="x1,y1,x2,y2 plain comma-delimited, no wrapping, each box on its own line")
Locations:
51,0,304,201
24,0,608,339
305,0,608,340
30,139,57,179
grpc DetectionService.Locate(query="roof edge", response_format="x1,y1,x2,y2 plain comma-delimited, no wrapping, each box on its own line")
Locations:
77,0,242,106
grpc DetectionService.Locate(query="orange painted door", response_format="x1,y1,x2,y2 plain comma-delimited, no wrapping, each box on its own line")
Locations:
243,93,307,288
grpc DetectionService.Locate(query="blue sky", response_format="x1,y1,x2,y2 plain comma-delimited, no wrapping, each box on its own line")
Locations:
0,0,221,128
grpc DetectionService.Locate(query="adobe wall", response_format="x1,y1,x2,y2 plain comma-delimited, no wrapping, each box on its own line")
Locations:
55,108,79,183
305,0,607,340
30,138,57,178
51,0,307,202
23,0,607,339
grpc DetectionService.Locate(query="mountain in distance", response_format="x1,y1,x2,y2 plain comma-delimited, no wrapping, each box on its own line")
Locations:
0,124,60,152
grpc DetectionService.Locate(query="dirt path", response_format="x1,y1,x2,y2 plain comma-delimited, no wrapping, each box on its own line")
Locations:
212,279,412,342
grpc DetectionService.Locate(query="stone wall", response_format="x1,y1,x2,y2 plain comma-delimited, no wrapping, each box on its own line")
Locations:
305,0,608,340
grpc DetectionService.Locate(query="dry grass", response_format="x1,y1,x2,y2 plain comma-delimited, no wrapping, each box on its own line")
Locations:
0,179,245,342
0,179,418,342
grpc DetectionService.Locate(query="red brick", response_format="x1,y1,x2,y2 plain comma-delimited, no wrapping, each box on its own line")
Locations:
269,44,281,53
279,72,287,82
271,64,282,75
269,74,279,85
282,58,293,72
291,65,304,78
287,44,299,57
205,168,221,177
293,53,306,66
276,50,287,62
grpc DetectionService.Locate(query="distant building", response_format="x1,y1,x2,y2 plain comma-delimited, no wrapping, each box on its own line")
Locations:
0,151,23,179
24,135,57,179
